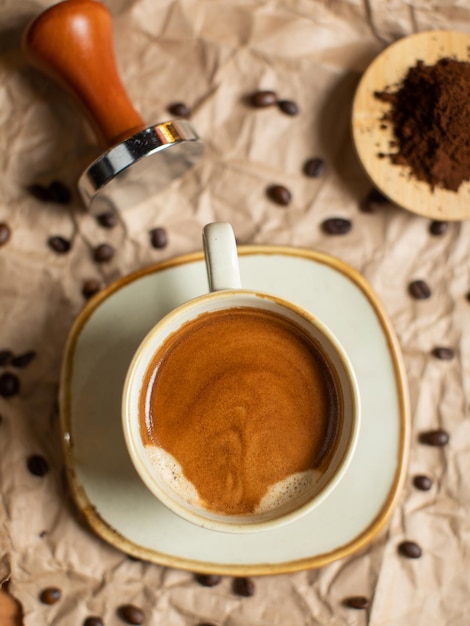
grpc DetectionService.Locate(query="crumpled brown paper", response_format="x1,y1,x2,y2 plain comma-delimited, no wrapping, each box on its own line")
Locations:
1,0,470,624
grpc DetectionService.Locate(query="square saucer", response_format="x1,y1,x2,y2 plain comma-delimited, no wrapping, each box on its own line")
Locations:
59,246,410,575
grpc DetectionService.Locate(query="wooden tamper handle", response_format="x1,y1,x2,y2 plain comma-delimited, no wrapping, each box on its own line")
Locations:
22,0,145,147
22,0,203,212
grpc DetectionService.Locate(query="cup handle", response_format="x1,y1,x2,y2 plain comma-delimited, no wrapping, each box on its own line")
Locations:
203,222,241,292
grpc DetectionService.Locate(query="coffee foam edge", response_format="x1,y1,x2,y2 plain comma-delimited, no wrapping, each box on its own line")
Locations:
144,445,322,517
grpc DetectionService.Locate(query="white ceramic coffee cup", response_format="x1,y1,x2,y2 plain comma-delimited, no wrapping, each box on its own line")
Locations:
122,222,360,533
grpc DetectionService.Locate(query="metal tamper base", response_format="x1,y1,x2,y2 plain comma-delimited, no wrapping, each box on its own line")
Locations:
79,120,203,214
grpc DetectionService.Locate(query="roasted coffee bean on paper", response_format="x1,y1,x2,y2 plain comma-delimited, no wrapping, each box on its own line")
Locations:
343,596,370,610
96,211,118,229
250,90,278,107
167,102,191,118
93,243,114,263
429,220,449,236
0,222,11,246
82,279,102,299
83,617,104,626
432,346,454,360
28,181,71,204
48,236,71,254
360,188,389,212
27,183,52,202
150,227,168,249
408,279,431,300
419,429,449,447
48,180,72,204
232,576,256,597
117,604,144,625
398,540,422,559
413,475,433,491
0,372,19,397
322,217,352,235
194,573,221,587
0,350,13,366
303,157,325,178
12,351,36,368
278,99,299,116
27,454,49,477
267,184,292,206
39,587,61,605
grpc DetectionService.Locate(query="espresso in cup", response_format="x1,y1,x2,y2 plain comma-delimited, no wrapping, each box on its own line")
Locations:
123,222,359,532
138,305,342,517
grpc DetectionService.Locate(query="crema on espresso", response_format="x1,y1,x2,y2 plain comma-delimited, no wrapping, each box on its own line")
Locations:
139,307,341,516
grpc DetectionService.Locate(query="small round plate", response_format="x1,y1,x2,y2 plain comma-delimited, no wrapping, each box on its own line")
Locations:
352,30,470,221
59,247,410,575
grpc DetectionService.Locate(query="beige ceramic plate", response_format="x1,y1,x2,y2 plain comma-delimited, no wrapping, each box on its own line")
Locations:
352,30,470,221
59,247,410,575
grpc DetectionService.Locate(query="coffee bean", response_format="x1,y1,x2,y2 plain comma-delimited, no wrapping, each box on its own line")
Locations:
0,350,13,366
250,90,278,107
167,102,191,118
28,181,71,204
82,279,102,299
117,604,144,625
343,596,370,609
360,188,389,212
11,351,36,368
431,346,454,360
232,576,255,597
96,211,118,228
150,227,168,249
277,99,298,116
303,157,325,178
194,573,221,587
429,220,449,236
27,454,49,477
27,183,52,202
83,617,104,626
93,243,114,263
39,587,61,604
0,222,11,246
48,180,72,204
398,540,422,559
0,372,20,397
413,475,433,491
267,184,291,206
48,236,71,254
419,429,449,447
408,279,431,300
321,217,352,235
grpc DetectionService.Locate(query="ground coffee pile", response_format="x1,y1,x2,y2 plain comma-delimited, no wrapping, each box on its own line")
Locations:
375,57,470,191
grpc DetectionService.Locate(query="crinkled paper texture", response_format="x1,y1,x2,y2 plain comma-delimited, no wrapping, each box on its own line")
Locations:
1,0,470,624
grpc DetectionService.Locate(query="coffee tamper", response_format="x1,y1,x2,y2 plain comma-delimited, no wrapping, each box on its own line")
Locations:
22,0,203,214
